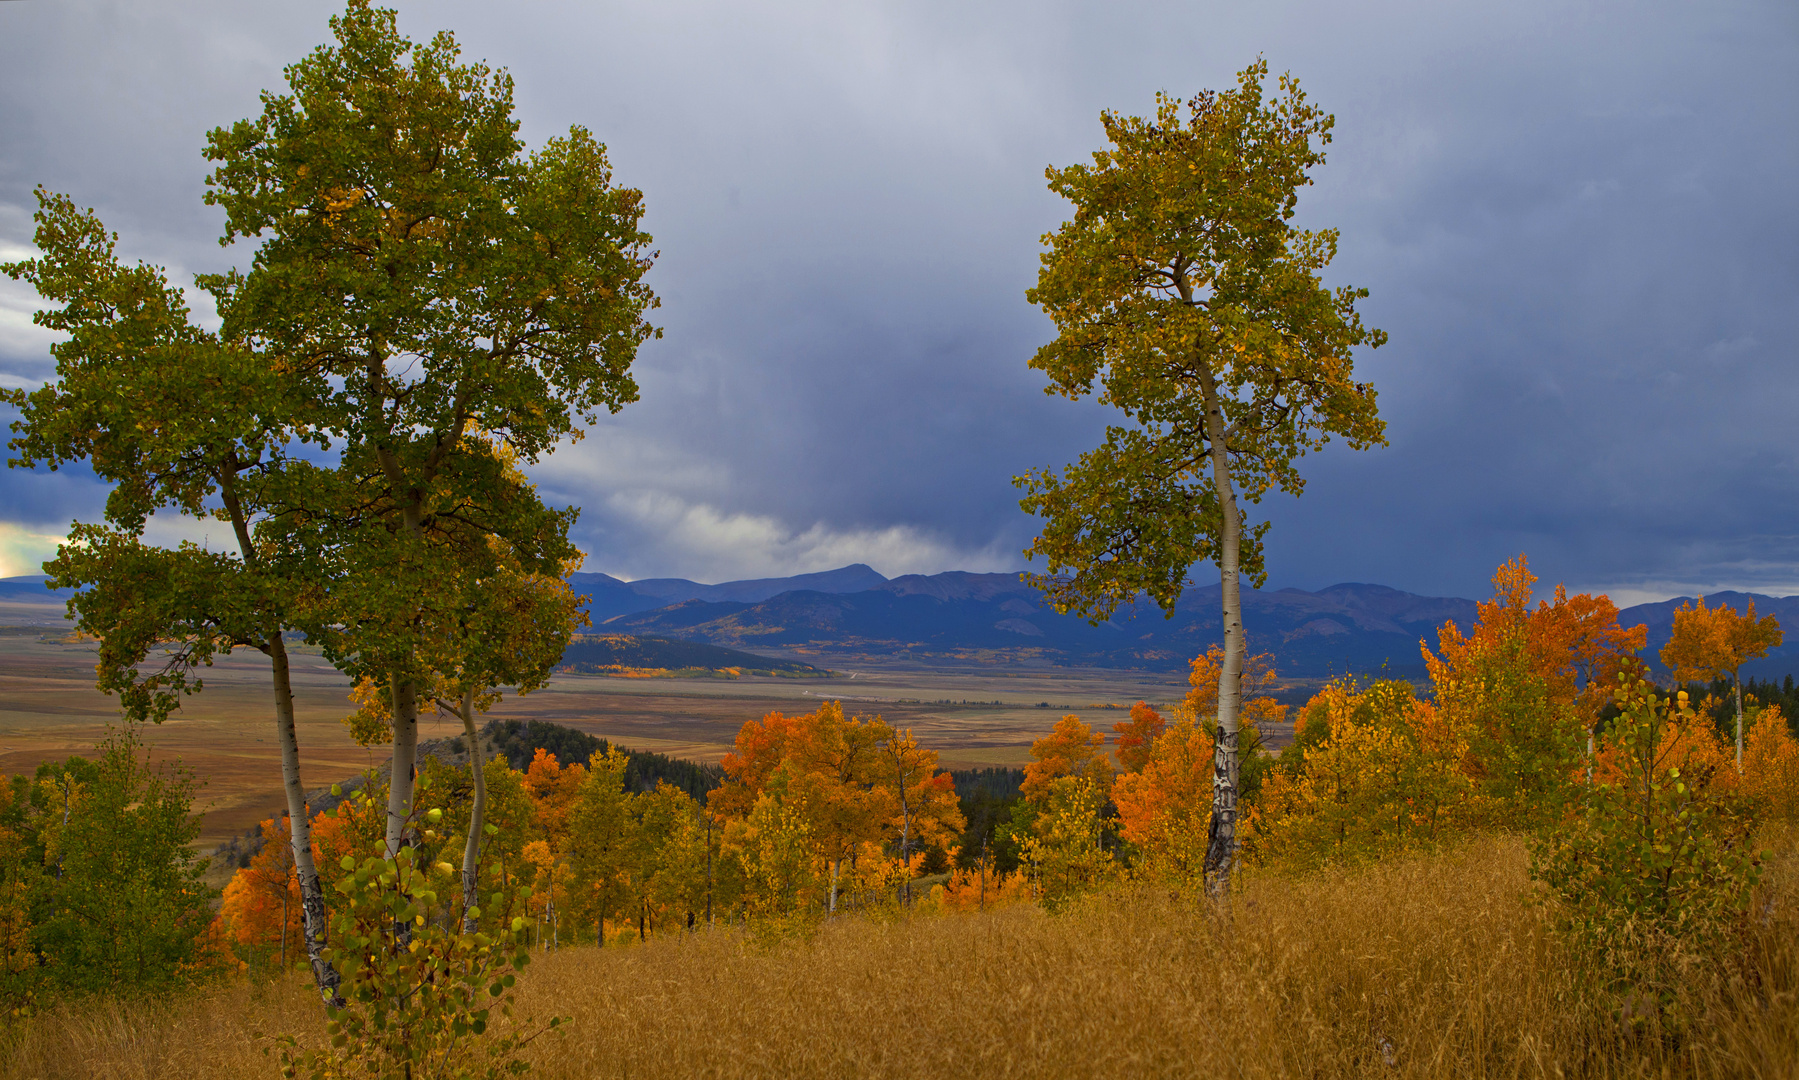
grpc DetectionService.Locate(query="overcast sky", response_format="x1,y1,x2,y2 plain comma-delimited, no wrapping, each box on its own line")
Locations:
1,0,1794,603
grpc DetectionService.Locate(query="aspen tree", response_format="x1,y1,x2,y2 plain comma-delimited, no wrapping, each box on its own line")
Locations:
1660,596,1783,771
3,191,345,1002
1019,61,1384,895
203,0,656,863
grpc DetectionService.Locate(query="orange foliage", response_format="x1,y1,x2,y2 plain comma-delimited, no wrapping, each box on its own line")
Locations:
1112,701,1166,774
1021,715,1112,804
1423,557,1646,808
1184,645,1287,731
936,864,1033,911
1660,596,1784,687
311,790,384,870
523,747,587,845
1427,556,1646,727
1113,720,1215,877
709,710,807,819
1589,696,1734,794
1742,705,1799,819
217,817,302,956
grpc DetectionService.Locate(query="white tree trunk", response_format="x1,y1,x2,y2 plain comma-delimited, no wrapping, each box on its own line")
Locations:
386,675,419,858
457,688,486,934
272,634,343,1003
1199,367,1243,901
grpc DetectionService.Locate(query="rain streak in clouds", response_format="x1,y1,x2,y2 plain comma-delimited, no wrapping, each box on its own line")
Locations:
0,0,1794,601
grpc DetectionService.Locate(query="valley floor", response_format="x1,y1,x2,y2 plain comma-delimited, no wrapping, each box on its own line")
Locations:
8,834,1797,1080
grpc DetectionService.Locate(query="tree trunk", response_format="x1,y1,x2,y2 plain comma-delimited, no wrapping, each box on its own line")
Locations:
272,634,343,1004
897,770,912,906
829,858,839,915
979,834,988,911
1734,669,1745,772
218,465,341,1002
1198,366,1243,901
386,675,419,858
457,688,486,934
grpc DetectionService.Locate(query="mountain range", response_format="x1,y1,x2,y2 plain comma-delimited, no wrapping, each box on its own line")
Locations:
579,567,1799,679
7,568,1798,680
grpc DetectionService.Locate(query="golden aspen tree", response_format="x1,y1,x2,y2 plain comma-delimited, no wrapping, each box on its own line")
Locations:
1112,702,1167,774
875,729,963,905
1660,596,1783,770
1021,715,1114,805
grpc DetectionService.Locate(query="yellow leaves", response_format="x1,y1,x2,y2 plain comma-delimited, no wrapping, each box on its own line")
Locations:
1251,678,1481,872
1022,715,1113,804
323,187,365,215
342,675,394,747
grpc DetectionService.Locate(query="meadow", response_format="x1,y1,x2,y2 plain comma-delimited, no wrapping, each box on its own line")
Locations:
0,611,1218,850
7,832,1795,1080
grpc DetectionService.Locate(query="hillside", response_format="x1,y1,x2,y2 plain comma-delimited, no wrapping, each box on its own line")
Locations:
567,564,890,621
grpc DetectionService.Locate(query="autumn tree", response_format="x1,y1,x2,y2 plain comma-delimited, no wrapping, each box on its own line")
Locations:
218,816,303,965
1112,702,1166,774
1021,715,1114,805
567,747,633,943
784,703,894,914
203,0,656,867
1424,557,1643,821
1251,679,1478,870
1113,719,1217,884
875,728,963,904
1017,61,1385,893
1660,596,1783,770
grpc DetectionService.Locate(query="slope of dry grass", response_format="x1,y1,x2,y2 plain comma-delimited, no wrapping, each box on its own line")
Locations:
6,834,1796,1079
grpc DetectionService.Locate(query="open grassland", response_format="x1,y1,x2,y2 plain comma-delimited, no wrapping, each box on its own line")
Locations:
8,834,1796,1080
0,623,1216,848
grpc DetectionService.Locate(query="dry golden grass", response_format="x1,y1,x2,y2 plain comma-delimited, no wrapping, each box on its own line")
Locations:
7,834,1797,1080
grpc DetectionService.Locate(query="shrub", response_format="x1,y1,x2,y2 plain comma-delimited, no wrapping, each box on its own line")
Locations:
1530,676,1765,1014
270,785,562,1080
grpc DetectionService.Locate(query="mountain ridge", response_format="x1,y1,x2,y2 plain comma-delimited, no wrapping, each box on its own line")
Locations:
7,569,1798,679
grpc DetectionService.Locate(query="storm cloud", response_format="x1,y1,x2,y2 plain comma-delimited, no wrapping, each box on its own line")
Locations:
1,0,1793,601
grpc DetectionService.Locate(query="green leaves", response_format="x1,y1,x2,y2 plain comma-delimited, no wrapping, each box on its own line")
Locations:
1531,676,1764,1007
1018,60,1383,620
275,781,564,1079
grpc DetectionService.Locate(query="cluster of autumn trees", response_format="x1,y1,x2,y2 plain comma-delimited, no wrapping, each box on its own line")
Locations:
957,557,1799,909
219,705,965,958
204,555,1799,958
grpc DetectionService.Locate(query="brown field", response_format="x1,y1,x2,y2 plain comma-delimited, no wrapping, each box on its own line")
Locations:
0,605,1268,850
7,833,1796,1080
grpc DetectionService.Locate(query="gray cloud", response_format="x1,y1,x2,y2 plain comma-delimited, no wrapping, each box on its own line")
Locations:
2,0,1794,598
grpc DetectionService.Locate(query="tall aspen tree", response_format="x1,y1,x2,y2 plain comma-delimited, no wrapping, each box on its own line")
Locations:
1018,61,1384,894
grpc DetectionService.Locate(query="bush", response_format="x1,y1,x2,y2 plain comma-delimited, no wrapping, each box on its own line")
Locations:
270,786,563,1080
1531,676,1765,1014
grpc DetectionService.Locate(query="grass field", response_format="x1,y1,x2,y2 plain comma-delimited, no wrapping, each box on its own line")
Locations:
7,833,1795,1080
0,605,1249,849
